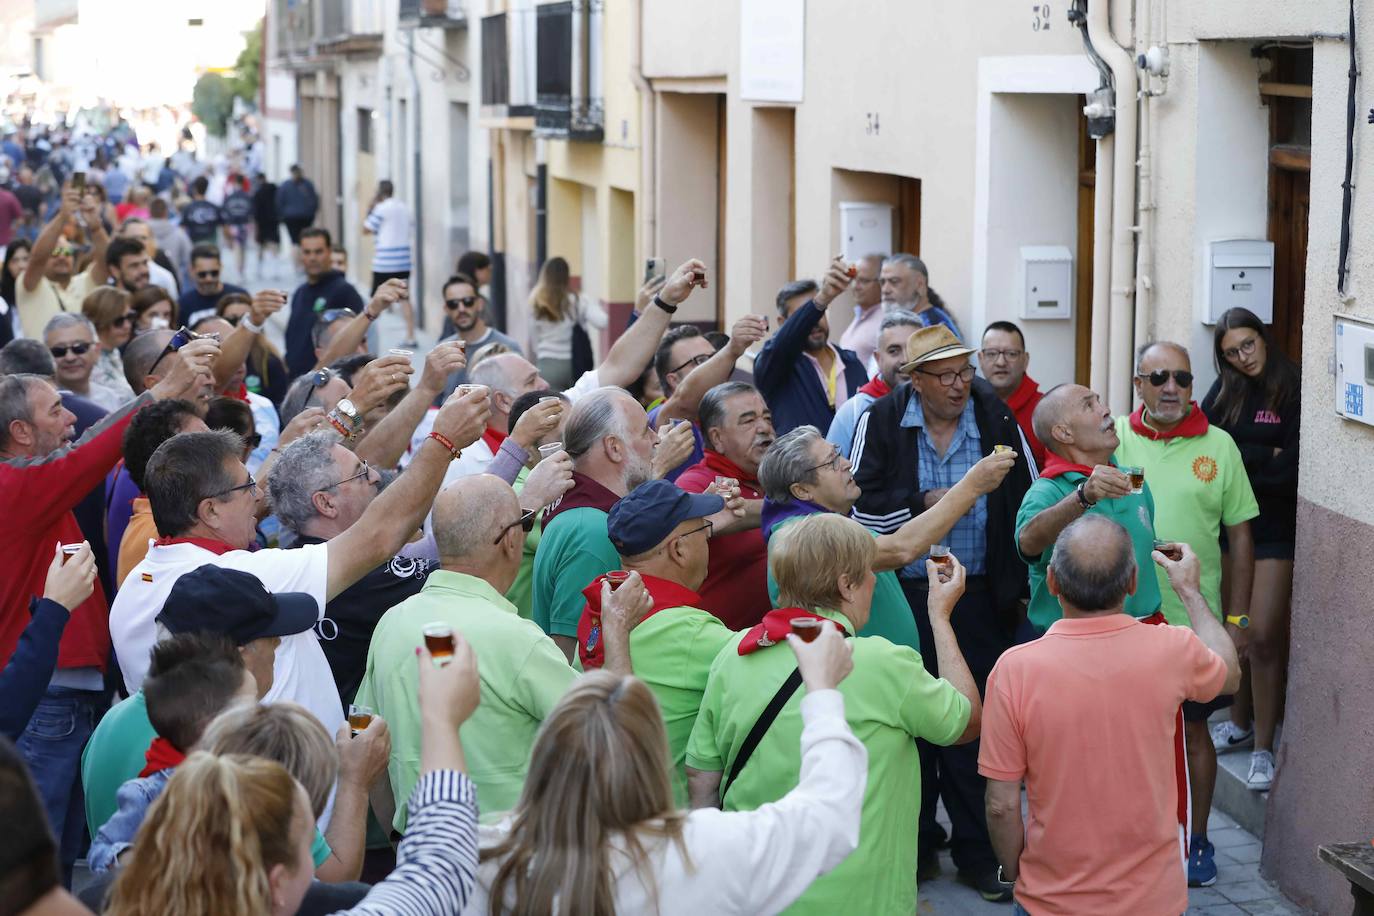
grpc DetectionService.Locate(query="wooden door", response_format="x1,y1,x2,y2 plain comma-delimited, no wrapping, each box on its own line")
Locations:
1074,101,1095,385
1263,46,1312,364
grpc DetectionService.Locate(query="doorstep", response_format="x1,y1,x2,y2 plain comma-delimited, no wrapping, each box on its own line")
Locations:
1209,710,1269,839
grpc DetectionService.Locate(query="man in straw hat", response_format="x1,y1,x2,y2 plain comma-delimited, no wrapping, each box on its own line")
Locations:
848,323,1035,903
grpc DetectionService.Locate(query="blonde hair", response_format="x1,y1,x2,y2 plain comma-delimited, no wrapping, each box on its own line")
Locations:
81,286,130,332
529,256,572,322
770,513,876,610
105,752,304,916
483,671,688,914
199,702,338,819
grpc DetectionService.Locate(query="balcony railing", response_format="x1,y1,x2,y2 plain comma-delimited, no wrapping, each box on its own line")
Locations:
534,0,602,142
400,0,467,29
274,0,384,61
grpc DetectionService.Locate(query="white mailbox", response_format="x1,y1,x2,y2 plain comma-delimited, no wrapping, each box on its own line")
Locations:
1205,239,1274,324
839,202,893,263
1018,246,1073,320
1335,315,1374,429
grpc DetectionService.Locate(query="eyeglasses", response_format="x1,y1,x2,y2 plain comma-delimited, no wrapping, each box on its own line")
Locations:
52,246,75,257
1222,336,1259,361
669,353,711,374
676,520,714,542
804,447,845,475
1137,369,1194,388
49,342,93,358
112,312,136,328
492,508,537,544
244,433,262,449
195,269,220,280
319,459,371,491
321,308,356,323
444,296,479,310
208,473,258,500
915,364,977,387
979,348,1024,363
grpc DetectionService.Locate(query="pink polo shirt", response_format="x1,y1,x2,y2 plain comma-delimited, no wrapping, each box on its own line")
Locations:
978,614,1227,916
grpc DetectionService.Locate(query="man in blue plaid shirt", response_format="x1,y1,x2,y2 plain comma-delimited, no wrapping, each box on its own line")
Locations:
850,324,1035,904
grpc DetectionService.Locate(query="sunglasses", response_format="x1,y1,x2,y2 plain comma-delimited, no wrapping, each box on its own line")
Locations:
492,508,538,544
445,296,479,310
149,326,213,375
49,342,93,358
112,311,136,328
195,269,221,280
52,246,75,257
1138,369,1194,388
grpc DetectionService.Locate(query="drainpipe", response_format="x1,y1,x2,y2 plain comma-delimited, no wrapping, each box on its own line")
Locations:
1090,137,1114,394
407,30,425,330
1134,0,1171,380
1085,0,1138,414
629,0,656,263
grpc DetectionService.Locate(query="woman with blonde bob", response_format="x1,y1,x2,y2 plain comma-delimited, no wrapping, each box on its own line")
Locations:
469,614,867,915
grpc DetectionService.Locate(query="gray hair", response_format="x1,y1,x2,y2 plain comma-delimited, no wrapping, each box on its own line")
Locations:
469,352,519,393
884,253,929,277
145,430,244,537
432,475,518,559
758,425,825,503
267,432,347,533
879,309,923,333
698,381,759,438
123,329,175,393
0,339,56,377
42,313,98,340
1135,340,1191,372
1048,515,1137,611
467,341,512,373
0,374,44,452
279,369,337,427
563,386,630,460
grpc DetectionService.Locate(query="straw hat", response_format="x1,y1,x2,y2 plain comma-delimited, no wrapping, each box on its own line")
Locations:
899,325,976,374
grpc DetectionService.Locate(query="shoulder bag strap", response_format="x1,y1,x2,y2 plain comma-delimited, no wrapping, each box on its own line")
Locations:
719,667,804,804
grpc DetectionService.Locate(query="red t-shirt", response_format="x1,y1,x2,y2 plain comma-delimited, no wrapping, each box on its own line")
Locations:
0,189,21,246
675,451,771,631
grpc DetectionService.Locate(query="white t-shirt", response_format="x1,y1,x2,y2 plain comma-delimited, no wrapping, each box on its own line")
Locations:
109,541,344,735
364,198,413,273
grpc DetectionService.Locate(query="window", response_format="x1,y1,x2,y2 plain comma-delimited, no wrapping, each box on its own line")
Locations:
535,0,601,141
357,108,373,154
482,14,510,108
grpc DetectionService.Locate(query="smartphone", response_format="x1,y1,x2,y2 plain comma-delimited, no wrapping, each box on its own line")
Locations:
645,257,666,286
72,171,85,194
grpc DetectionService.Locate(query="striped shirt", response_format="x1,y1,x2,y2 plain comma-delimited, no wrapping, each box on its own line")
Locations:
364,198,413,273
336,768,478,915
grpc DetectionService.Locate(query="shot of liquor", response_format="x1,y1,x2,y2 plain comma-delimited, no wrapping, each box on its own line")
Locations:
538,441,564,461
1122,466,1145,495
929,545,953,581
347,704,374,736
606,570,630,591
845,263,858,279
386,348,414,358
1152,539,1183,562
790,617,824,643
691,268,706,286
456,383,489,398
993,444,1014,455
422,623,456,665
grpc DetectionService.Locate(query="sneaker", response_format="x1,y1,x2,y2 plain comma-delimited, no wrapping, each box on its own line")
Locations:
1247,750,1275,790
958,865,1013,903
1188,837,1218,887
1210,720,1254,752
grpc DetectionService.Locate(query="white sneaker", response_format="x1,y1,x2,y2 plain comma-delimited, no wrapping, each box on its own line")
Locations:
1247,750,1275,790
1211,720,1254,752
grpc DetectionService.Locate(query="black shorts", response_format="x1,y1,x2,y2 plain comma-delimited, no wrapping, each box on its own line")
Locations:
284,217,313,244
255,221,280,245
1254,541,1296,561
1183,693,1234,722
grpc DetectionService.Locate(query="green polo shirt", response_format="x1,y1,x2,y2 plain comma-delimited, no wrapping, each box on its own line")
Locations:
628,605,736,804
766,515,920,652
532,507,619,638
504,466,542,619
1015,469,1162,629
356,570,576,828
686,607,969,915
1113,416,1259,626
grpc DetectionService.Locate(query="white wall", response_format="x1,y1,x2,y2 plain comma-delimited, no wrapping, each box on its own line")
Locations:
982,92,1080,389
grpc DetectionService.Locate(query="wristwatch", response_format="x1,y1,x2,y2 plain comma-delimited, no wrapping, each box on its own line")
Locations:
1075,481,1096,510
652,293,678,314
1225,614,1250,629
335,398,360,426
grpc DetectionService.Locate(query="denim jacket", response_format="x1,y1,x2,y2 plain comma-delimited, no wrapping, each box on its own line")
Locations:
88,768,174,872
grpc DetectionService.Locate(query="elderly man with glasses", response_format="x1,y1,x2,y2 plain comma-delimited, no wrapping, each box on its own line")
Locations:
848,324,1034,902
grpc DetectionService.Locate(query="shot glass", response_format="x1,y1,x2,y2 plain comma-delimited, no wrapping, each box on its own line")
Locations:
59,543,84,557
993,444,1014,455
387,348,414,358
538,441,564,461
606,570,630,591
348,704,374,736
929,545,953,581
1152,539,1183,562
1122,466,1145,495
422,623,456,665
790,617,824,643
457,383,490,398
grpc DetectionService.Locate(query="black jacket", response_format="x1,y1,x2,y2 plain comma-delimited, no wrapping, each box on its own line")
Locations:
285,270,365,377
849,377,1033,613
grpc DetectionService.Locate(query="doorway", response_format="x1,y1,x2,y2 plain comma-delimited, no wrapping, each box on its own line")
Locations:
1262,46,1312,364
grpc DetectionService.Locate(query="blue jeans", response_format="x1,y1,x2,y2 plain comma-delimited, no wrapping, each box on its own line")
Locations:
16,687,105,886
1013,904,1030,916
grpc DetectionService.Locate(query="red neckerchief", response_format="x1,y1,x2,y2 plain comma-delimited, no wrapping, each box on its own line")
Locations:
857,377,891,399
1039,454,1098,480
1128,403,1209,440
1139,611,1189,836
577,573,703,668
228,382,249,403
152,536,237,555
738,609,850,655
480,426,508,455
542,472,622,527
700,449,761,493
1004,374,1041,414
138,736,186,778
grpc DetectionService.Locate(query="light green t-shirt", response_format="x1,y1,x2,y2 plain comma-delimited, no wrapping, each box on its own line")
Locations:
766,514,920,652
628,605,736,804
82,691,157,839
1015,469,1163,629
532,507,619,638
356,570,576,829
504,466,542,619
1113,416,1259,626
686,607,969,916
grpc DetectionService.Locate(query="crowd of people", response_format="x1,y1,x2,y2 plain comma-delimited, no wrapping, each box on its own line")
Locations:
0,114,1304,915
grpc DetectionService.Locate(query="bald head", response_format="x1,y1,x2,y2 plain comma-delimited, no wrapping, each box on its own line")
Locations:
1136,340,1191,373
433,475,521,561
123,329,176,393
1031,383,1076,449
1047,515,1137,613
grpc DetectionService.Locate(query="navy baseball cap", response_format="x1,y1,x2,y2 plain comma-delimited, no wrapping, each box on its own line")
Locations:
607,479,724,556
158,565,319,645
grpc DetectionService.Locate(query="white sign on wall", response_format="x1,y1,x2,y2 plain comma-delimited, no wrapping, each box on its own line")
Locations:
739,0,805,103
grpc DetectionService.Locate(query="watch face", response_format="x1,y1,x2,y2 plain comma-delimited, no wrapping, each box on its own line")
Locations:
337,398,357,418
